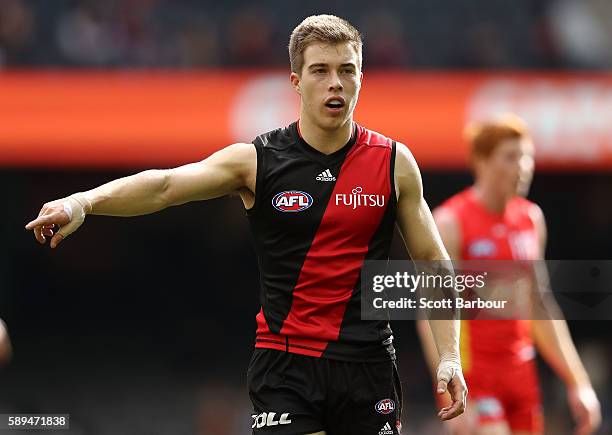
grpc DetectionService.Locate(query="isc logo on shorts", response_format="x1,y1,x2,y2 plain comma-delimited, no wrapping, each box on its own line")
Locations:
375,398,395,415
475,397,503,418
251,412,292,428
272,191,313,212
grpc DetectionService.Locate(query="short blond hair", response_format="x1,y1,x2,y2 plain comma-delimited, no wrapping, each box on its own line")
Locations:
288,15,363,74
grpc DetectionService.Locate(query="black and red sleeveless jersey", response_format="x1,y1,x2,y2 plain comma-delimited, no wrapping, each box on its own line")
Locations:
247,121,397,362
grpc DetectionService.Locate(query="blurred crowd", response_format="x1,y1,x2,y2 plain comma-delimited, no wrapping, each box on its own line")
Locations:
1,0,612,69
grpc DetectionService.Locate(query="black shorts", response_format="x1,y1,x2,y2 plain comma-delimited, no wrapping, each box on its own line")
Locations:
247,349,403,435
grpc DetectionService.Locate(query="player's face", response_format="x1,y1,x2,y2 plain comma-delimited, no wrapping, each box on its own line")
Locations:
479,137,535,197
291,42,362,131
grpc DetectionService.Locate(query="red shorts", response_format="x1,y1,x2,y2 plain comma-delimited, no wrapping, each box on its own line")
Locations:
466,360,543,432
437,360,543,432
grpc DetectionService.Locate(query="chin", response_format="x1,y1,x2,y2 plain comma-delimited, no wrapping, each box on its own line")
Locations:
514,181,530,197
319,116,347,131
517,186,531,198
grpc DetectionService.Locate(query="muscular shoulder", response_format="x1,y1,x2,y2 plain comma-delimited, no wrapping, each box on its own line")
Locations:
226,142,257,186
215,142,256,170
193,142,256,192
224,142,256,157
394,142,422,201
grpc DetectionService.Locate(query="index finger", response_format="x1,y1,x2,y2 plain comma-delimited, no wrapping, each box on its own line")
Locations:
24,215,46,244
25,214,58,231
438,398,465,420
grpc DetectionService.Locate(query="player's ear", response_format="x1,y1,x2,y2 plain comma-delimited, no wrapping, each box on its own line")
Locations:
290,72,301,95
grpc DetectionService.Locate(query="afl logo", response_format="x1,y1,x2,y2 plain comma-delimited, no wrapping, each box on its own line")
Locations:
375,399,395,415
272,191,313,212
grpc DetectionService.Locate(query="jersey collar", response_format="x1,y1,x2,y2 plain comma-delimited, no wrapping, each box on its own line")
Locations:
291,121,357,166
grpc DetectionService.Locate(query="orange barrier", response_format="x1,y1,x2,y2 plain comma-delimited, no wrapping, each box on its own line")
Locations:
1,71,612,170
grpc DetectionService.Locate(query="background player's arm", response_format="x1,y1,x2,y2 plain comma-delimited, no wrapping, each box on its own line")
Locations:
25,143,256,247
394,143,467,421
0,319,12,366
529,205,601,435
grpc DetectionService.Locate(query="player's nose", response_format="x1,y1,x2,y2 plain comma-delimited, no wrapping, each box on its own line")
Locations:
328,71,343,92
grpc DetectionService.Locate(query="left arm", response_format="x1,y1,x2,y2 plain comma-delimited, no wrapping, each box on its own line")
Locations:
529,205,601,435
394,143,467,421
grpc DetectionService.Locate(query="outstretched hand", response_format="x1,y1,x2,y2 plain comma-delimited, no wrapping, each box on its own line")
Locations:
25,195,91,248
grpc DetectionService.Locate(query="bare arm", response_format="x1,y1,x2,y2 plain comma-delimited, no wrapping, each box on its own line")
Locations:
394,145,448,262
394,143,466,420
0,319,12,366
415,203,467,424
416,319,440,379
415,207,462,376
529,205,601,435
533,320,592,385
85,142,256,214
25,143,256,247
416,205,463,369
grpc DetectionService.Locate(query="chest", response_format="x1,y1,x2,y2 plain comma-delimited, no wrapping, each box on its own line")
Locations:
463,215,539,260
259,148,392,240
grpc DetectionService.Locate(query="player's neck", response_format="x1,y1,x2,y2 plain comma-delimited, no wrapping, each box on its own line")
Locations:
298,116,353,154
472,183,510,214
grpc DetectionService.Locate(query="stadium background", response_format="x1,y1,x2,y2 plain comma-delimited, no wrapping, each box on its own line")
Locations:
1,1,611,434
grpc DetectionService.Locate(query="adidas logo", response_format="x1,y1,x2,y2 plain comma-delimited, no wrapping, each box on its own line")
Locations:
379,422,394,435
316,169,336,182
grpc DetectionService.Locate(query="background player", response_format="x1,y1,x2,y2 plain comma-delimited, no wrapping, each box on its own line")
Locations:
418,115,601,435
25,15,466,434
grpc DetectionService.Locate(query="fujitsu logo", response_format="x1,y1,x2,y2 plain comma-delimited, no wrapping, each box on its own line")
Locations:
335,186,385,209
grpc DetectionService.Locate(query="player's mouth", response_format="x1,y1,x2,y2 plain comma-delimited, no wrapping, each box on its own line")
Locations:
324,96,346,114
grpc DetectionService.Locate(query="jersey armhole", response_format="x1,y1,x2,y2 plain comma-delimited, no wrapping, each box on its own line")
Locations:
246,139,265,216
390,141,398,205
